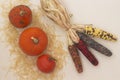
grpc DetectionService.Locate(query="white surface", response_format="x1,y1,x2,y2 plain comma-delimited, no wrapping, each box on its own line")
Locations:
0,0,120,80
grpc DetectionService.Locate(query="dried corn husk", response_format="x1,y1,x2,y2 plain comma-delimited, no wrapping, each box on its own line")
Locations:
40,0,84,43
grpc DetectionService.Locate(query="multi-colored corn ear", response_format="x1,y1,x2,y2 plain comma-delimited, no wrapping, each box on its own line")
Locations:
68,45,83,73
84,25,117,41
75,40,98,66
77,32,112,56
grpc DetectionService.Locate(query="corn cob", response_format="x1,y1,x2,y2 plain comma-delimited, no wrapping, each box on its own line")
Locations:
68,45,83,73
77,32,112,56
75,40,98,66
84,25,117,41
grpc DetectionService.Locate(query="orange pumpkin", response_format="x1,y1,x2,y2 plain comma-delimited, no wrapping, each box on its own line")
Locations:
19,27,48,56
9,5,32,28
37,54,56,73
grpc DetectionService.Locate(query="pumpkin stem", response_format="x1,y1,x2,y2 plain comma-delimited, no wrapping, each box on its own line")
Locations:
49,57,57,62
20,10,26,16
31,37,39,44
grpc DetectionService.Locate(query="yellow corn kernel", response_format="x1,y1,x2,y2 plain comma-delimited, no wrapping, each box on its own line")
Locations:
84,25,117,41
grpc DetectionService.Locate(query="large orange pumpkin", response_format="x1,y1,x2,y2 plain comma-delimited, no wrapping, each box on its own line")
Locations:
19,27,48,56
9,5,32,28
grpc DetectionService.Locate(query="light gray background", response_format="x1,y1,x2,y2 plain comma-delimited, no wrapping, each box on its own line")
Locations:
0,0,120,80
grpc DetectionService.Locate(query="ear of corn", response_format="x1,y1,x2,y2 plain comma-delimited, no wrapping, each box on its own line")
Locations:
68,45,83,73
77,32,112,57
84,25,117,41
75,40,98,66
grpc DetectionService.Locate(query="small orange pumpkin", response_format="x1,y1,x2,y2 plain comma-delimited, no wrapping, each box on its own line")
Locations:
19,27,48,56
9,5,32,28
